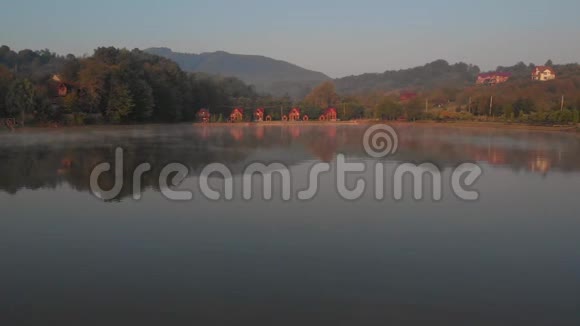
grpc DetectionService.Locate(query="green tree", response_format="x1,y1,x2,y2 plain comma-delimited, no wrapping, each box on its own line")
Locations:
512,98,535,117
0,65,13,117
406,97,425,121
375,97,403,120
503,104,515,121
127,79,154,121
62,91,81,114
5,79,35,125
106,80,134,123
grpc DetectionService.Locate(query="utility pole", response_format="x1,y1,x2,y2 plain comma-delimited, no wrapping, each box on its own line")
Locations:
561,95,565,112
489,96,494,117
468,97,472,113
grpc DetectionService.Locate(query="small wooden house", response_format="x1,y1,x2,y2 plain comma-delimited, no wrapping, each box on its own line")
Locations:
230,108,244,122
319,108,338,121
51,75,81,98
254,108,265,121
58,83,70,97
289,108,301,121
197,108,211,123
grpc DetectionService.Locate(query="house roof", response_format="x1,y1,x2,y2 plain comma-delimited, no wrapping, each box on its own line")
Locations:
533,66,556,74
478,72,512,78
400,91,418,101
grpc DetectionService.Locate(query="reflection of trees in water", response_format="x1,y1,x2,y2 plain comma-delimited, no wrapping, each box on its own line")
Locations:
392,127,580,175
0,125,339,199
0,125,579,198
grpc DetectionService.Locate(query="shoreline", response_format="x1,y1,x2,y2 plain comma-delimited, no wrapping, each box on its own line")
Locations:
2,120,578,134
203,120,579,133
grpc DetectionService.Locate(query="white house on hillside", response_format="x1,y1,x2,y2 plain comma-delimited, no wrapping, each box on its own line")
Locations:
531,66,556,81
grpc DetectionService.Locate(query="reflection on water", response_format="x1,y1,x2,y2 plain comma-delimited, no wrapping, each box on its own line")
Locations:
1,124,580,325
0,124,578,198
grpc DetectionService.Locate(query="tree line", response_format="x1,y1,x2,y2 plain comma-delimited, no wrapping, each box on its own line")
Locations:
0,45,263,125
1,44,580,126
300,66,580,125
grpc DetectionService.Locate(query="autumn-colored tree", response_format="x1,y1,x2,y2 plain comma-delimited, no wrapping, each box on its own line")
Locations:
303,81,340,110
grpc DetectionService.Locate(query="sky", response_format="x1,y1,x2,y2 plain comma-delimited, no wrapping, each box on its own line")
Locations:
1,0,579,78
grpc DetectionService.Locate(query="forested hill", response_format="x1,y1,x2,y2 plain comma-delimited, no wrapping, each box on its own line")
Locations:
333,60,481,94
0,45,260,124
145,47,330,98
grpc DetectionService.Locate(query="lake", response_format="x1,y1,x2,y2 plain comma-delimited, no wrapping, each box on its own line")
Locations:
1,123,579,325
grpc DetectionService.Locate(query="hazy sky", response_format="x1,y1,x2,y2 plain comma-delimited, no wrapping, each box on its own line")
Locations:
1,0,579,77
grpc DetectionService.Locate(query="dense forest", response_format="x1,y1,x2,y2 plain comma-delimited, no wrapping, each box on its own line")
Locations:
0,45,262,125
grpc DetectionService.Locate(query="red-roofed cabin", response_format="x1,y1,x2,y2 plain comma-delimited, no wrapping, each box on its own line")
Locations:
230,108,244,122
399,91,418,102
532,66,556,81
197,108,211,123
289,108,301,121
319,108,337,121
254,108,265,121
50,75,83,98
476,72,511,86
49,81,80,98
58,83,70,97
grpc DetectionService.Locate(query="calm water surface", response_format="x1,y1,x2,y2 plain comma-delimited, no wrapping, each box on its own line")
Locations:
0,124,579,325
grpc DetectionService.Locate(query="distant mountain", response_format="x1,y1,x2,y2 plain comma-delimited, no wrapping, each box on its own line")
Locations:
145,47,330,98
333,60,481,94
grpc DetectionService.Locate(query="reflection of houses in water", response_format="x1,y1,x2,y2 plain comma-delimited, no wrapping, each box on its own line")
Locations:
2,125,579,199
57,158,74,175
289,125,301,139
305,127,339,162
229,127,244,141
469,148,507,166
199,125,210,140
396,130,565,175
528,155,551,174
254,126,265,140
